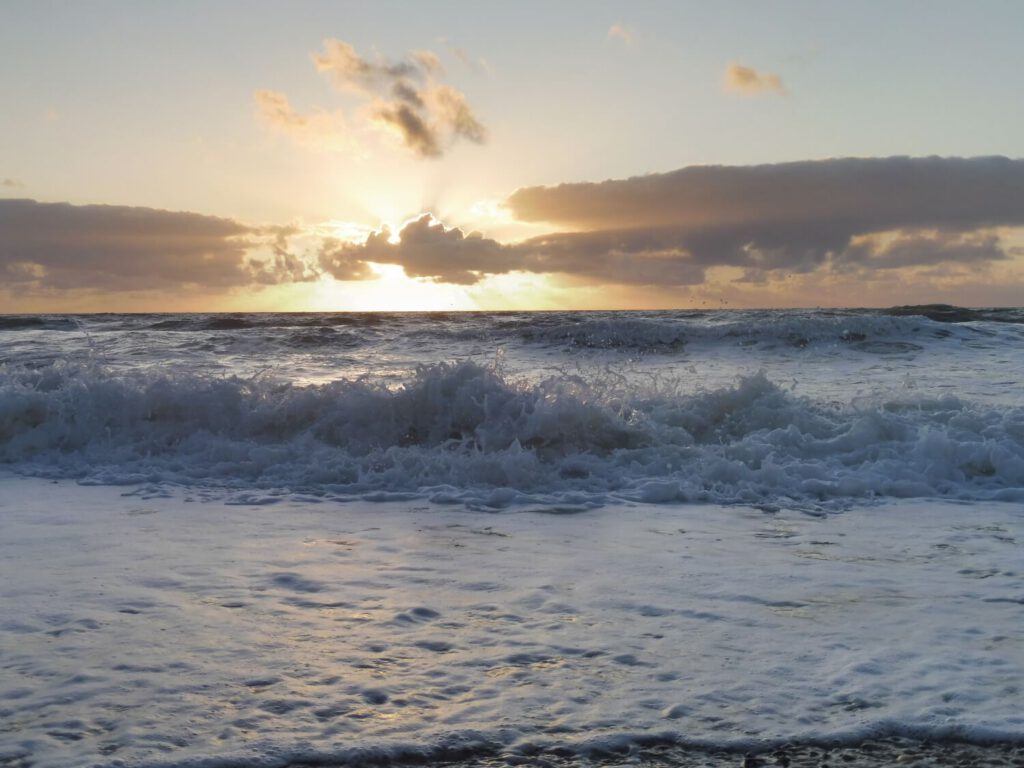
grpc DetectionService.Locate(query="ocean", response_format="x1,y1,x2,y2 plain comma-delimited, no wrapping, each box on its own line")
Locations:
1,307,1023,767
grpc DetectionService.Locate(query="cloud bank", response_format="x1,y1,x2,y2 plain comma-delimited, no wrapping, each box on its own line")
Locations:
724,63,785,95
7,157,1022,308
0,200,317,292
256,39,486,158
324,157,1024,287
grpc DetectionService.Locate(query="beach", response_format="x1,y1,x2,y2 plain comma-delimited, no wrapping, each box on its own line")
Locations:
2,309,1023,765
6,3,1024,761
2,475,1021,767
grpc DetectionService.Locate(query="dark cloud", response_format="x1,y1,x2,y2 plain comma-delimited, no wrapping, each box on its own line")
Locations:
513,229,710,285
320,217,711,286
297,39,486,158
370,103,441,158
498,156,1024,283
507,157,1024,232
833,231,1008,273
320,215,516,284
391,80,425,107
322,157,1024,288
312,40,420,93
2,178,24,188
0,199,317,292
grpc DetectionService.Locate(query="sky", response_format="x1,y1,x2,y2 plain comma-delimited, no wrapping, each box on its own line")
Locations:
2,0,1024,311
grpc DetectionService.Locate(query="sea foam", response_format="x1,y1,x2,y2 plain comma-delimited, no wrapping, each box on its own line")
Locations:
2,359,1022,507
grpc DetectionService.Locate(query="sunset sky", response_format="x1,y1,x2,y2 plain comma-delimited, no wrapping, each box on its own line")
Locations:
2,0,1024,311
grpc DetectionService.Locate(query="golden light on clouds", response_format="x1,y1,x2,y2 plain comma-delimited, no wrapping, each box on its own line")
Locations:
5,157,1024,312
723,63,786,95
255,39,487,160
254,90,353,152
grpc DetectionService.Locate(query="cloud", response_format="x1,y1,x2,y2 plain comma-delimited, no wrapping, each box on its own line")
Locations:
370,102,441,158
833,231,1008,273
724,63,785,95
324,157,1024,288
412,50,444,76
320,214,517,284
0,199,318,292
311,39,419,93
274,38,488,158
318,217,715,287
505,156,1024,232
608,24,637,46
503,156,1024,284
26,157,1015,301
254,90,351,151
441,40,492,74
428,85,487,143
2,177,24,188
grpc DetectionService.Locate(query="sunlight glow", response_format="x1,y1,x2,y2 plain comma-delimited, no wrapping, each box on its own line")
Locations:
306,266,479,311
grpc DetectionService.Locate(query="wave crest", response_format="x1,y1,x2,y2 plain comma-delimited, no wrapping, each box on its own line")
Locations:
2,360,1022,507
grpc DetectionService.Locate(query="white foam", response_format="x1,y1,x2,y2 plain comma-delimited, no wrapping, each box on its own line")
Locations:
2,477,1021,767
2,361,1022,508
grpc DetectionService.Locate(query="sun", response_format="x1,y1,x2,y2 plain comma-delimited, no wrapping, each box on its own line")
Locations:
306,264,479,311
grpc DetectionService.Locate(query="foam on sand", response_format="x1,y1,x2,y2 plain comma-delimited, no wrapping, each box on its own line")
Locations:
1,475,1021,767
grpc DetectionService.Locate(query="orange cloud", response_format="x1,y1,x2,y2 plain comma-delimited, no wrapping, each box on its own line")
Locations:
302,39,487,158
724,63,785,95
253,90,351,151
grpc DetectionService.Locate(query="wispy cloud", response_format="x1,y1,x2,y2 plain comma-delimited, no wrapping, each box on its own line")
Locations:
724,62,786,95
311,40,422,94
607,23,637,46
441,39,492,74
1,177,24,188
253,90,351,151
259,39,487,159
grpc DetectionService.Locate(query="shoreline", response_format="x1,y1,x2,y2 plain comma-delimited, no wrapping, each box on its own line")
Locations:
2,476,1022,768
301,739,1024,768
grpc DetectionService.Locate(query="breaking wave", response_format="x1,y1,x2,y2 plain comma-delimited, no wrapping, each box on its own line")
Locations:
2,360,1022,508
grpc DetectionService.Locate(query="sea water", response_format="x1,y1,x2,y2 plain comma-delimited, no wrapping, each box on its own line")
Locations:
1,307,1022,766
